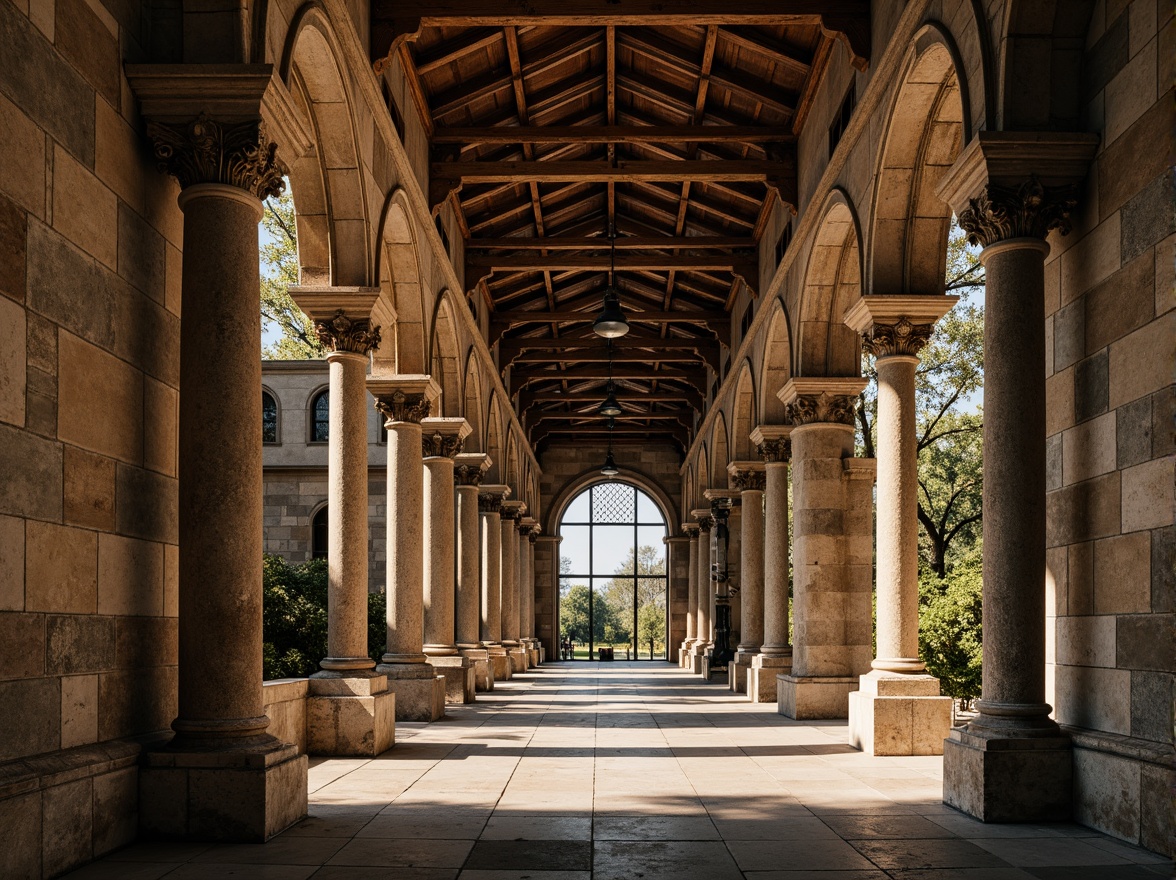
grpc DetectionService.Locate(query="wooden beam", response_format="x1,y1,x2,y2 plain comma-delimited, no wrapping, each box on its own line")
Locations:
501,336,720,354
432,124,795,144
509,350,713,365
521,389,705,408
529,422,691,447
465,235,754,250
492,309,729,326
433,158,792,183
530,410,694,422
414,28,504,75
510,364,706,393
469,253,756,271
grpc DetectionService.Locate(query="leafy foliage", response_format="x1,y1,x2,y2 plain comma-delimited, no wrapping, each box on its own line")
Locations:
262,554,386,679
558,546,667,654
918,548,983,706
260,189,324,359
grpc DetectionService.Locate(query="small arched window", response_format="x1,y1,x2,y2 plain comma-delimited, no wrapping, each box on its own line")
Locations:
262,391,278,443
312,506,328,560
311,390,330,442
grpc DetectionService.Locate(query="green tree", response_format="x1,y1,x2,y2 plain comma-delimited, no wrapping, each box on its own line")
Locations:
560,583,611,645
260,189,324,359
637,603,666,659
918,547,983,707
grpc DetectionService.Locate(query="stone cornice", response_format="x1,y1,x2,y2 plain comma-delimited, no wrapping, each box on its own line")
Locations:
730,469,766,492
681,524,700,538
750,425,792,463
368,376,440,426
691,508,714,532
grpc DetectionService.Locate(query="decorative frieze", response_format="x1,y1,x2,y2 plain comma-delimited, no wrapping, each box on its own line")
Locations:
861,318,935,358
956,176,1079,249
314,311,382,355
786,392,857,427
374,391,431,425
146,114,286,199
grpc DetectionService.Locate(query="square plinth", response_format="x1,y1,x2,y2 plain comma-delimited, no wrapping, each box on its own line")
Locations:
943,727,1073,822
777,674,858,719
461,649,493,692
307,690,396,756
379,665,446,722
700,655,727,680
748,655,791,703
490,651,513,682
428,655,477,703
508,646,528,672
728,660,751,693
139,743,308,842
848,679,952,756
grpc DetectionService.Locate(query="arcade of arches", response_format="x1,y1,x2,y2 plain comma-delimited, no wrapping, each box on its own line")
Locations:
0,0,1172,876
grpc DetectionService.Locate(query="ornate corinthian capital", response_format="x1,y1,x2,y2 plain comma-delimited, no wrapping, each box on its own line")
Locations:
422,432,464,459
455,464,486,487
861,318,935,358
757,439,790,463
731,469,767,492
956,176,1079,249
787,392,857,427
478,494,503,514
314,311,382,355
146,115,286,199
374,391,431,425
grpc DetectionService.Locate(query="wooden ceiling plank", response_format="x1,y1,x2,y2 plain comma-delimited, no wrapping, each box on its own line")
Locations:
432,159,794,183
717,26,812,77
432,124,795,144
465,234,754,249
469,253,756,271
398,43,435,138
414,27,504,75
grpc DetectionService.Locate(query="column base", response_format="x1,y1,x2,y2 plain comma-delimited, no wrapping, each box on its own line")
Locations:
848,670,952,756
700,653,727,681
728,655,753,693
689,643,708,675
487,645,513,682
679,641,693,667
460,647,493,691
139,738,307,842
943,725,1072,822
376,663,446,722
307,672,396,756
504,643,528,672
427,655,476,703
748,654,791,703
777,674,857,719
525,639,541,667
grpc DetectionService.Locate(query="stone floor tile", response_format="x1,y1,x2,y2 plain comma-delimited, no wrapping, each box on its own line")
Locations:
58,862,180,879
727,837,878,872
463,840,592,871
821,814,960,839
592,815,720,840
1083,837,1175,864
326,838,474,868
592,840,743,880
167,866,318,879
192,838,347,865
355,814,487,839
886,869,1038,880
743,872,889,880
457,871,590,880
1023,868,1174,880
479,816,592,840
969,836,1136,867
104,842,211,861
310,868,457,880
284,814,375,838
849,837,1013,870
712,816,837,840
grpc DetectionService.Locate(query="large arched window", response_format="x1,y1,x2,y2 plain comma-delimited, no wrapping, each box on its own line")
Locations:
262,391,278,443
311,506,329,560
558,482,668,660
310,390,330,442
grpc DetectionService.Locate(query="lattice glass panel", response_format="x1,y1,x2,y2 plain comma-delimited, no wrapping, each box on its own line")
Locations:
592,482,635,523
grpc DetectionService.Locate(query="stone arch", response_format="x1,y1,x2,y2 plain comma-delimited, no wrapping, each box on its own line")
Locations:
868,23,970,297
506,434,520,495
545,467,679,537
428,292,462,417
710,413,730,489
696,446,709,508
373,192,429,374
731,361,757,461
999,1,1096,130
279,5,371,286
795,189,864,378
462,348,484,452
485,396,504,484
760,299,793,424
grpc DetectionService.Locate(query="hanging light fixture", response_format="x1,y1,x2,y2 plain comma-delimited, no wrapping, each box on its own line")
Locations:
597,340,623,417
593,224,629,338
600,416,620,476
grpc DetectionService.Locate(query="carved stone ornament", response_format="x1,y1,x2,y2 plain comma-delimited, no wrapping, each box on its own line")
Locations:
786,392,857,426
422,431,464,459
957,175,1079,249
315,311,382,354
683,525,700,538
478,494,503,514
757,438,791,463
731,469,767,492
697,516,714,533
374,390,431,425
455,464,486,487
862,318,935,358
146,114,286,199
500,507,522,524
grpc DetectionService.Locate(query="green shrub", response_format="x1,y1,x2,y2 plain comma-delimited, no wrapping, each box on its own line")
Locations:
918,550,983,708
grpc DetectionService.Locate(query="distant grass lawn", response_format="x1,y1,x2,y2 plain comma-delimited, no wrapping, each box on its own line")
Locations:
561,646,667,661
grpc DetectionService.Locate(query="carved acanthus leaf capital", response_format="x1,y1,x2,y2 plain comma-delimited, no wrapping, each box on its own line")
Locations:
146,114,286,199
315,310,381,354
455,464,486,487
786,392,857,427
861,318,934,358
500,508,522,524
478,494,503,514
731,469,766,492
375,390,431,426
422,431,464,459
757,438,791,463
683,525,700,538
957,175,1079,248
697,516,714,533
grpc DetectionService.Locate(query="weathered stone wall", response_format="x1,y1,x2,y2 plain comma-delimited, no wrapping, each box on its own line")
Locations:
1042,2,1174,854
0,0,183,872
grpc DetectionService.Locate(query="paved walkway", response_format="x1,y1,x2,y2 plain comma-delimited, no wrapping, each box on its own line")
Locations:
68,662,1171,879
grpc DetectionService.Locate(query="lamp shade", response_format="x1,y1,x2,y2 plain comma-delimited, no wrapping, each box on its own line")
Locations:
592,288,629,338
600,450,620,476
597,386,623,417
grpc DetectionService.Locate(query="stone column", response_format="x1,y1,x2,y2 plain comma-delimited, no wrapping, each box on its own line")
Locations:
136,110,307,841
422,417,476,703
728,463,765,693
455,453,492,691
689,510,714,675
845,297,957,755
290,287,395,756
679,524,700,667
479,485,512,682
501,500,528,672
704,490,739,682
369,377,446,722
748,427,793,704
936,137,1096,820
520,518,541,665
535,534,561,660
775,378,873,720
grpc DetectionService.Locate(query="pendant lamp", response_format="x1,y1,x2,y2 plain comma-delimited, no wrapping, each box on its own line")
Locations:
593,226,629,338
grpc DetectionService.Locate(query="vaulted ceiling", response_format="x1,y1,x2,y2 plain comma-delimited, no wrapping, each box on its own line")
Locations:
372,4,870,452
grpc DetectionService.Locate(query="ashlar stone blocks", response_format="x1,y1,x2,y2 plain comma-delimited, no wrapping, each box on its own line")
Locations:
848,671,953,756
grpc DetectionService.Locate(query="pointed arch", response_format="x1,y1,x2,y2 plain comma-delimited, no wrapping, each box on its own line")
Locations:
485,397,504,484
710,413,730,490
696,446,710,508
373,190,428,375
428,291,462,417
732,361,757,461
796,188,864,378
760,299,793,424
462,348,484,452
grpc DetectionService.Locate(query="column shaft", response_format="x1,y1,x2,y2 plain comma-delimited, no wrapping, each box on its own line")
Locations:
423,456,458,655
481,510,502,643
456,485,482,646
697,523,713,644
685,532,698,643
737,489,764,653
761,461,791,655
175,185,267,742
384,420,427,664
500,517,520,643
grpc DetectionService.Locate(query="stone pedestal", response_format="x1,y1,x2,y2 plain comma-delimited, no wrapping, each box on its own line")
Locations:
508,646,528,673
848,671,952,755
748,654,791,703
139,744,308,843
307,672,396,756
427,655,477,703
461,647,493,691
700,654,726,680
525,640,541,667
777,674,858,719
943,727,1073,822
379,664,446,722
489,646,513,682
